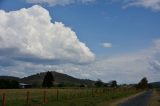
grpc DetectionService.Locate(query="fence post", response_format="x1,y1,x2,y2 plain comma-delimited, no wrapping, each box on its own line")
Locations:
26,91,30,105
92,88,94,97
56,89,59,101
43,90,46,104
2,93,6,106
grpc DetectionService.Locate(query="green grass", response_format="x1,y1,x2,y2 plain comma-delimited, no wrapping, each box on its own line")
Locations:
0,88,141,106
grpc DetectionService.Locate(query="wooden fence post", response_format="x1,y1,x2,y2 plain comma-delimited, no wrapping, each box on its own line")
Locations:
43,90,46,104
26,91,30,105
92,88,94,97
56,89,59,101
2,93,6,106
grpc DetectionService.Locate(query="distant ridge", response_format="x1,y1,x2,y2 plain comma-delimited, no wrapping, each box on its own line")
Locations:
0,71,95,87
0,76,20,81
149,81,160,88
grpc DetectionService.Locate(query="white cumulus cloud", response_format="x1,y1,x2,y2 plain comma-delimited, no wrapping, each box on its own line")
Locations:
1,38,160,83
0,5,95,64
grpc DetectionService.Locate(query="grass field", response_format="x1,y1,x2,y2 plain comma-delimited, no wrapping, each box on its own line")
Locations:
149,89,160,106
0,88,141,106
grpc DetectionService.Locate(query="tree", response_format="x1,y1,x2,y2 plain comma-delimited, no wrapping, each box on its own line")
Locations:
42,71,54,88
137,77,148,89
0,79,19,89
111,80,117,88
58,82,65,87
79,84,85,87
95,79,103,87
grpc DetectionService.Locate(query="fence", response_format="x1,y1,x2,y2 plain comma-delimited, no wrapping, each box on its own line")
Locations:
0,88,138,106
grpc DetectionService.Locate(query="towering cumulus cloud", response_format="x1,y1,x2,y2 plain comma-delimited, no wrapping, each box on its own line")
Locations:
0,5,95,64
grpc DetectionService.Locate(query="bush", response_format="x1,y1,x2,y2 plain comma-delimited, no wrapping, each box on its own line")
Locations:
95,79,104,87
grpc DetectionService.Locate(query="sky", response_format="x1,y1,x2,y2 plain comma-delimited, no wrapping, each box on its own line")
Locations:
0,0,160,84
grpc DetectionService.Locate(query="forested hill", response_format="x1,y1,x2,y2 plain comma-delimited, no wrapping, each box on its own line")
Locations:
0,71,95,87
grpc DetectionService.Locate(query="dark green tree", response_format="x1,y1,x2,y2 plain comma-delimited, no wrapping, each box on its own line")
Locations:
42,71,54,88
95,79,103,87
79,84,85,87
137,77,148,89
111,80,117,88
0,79,19,89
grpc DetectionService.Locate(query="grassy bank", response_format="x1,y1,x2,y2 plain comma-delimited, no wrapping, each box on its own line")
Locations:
0,88,141,106
149,89,160,106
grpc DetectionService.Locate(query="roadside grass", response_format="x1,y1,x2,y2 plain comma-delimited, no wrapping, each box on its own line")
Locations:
149,89,160,106
0,88,141,106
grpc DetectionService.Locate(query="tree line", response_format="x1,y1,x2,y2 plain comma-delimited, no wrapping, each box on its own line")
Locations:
0,71,151,89
0,79,19,89
42,71,150,89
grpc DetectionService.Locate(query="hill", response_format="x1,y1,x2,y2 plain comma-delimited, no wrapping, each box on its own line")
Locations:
0,76,20,81
0,71,95,87
149,81,160,88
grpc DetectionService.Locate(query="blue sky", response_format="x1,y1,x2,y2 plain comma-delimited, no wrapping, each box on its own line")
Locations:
0,0,160,83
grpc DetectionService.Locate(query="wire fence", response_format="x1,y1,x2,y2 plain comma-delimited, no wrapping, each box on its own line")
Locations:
0,88,138,106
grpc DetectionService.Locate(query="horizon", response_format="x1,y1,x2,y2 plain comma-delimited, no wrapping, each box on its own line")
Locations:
0,0,160,84
0,70,154,84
